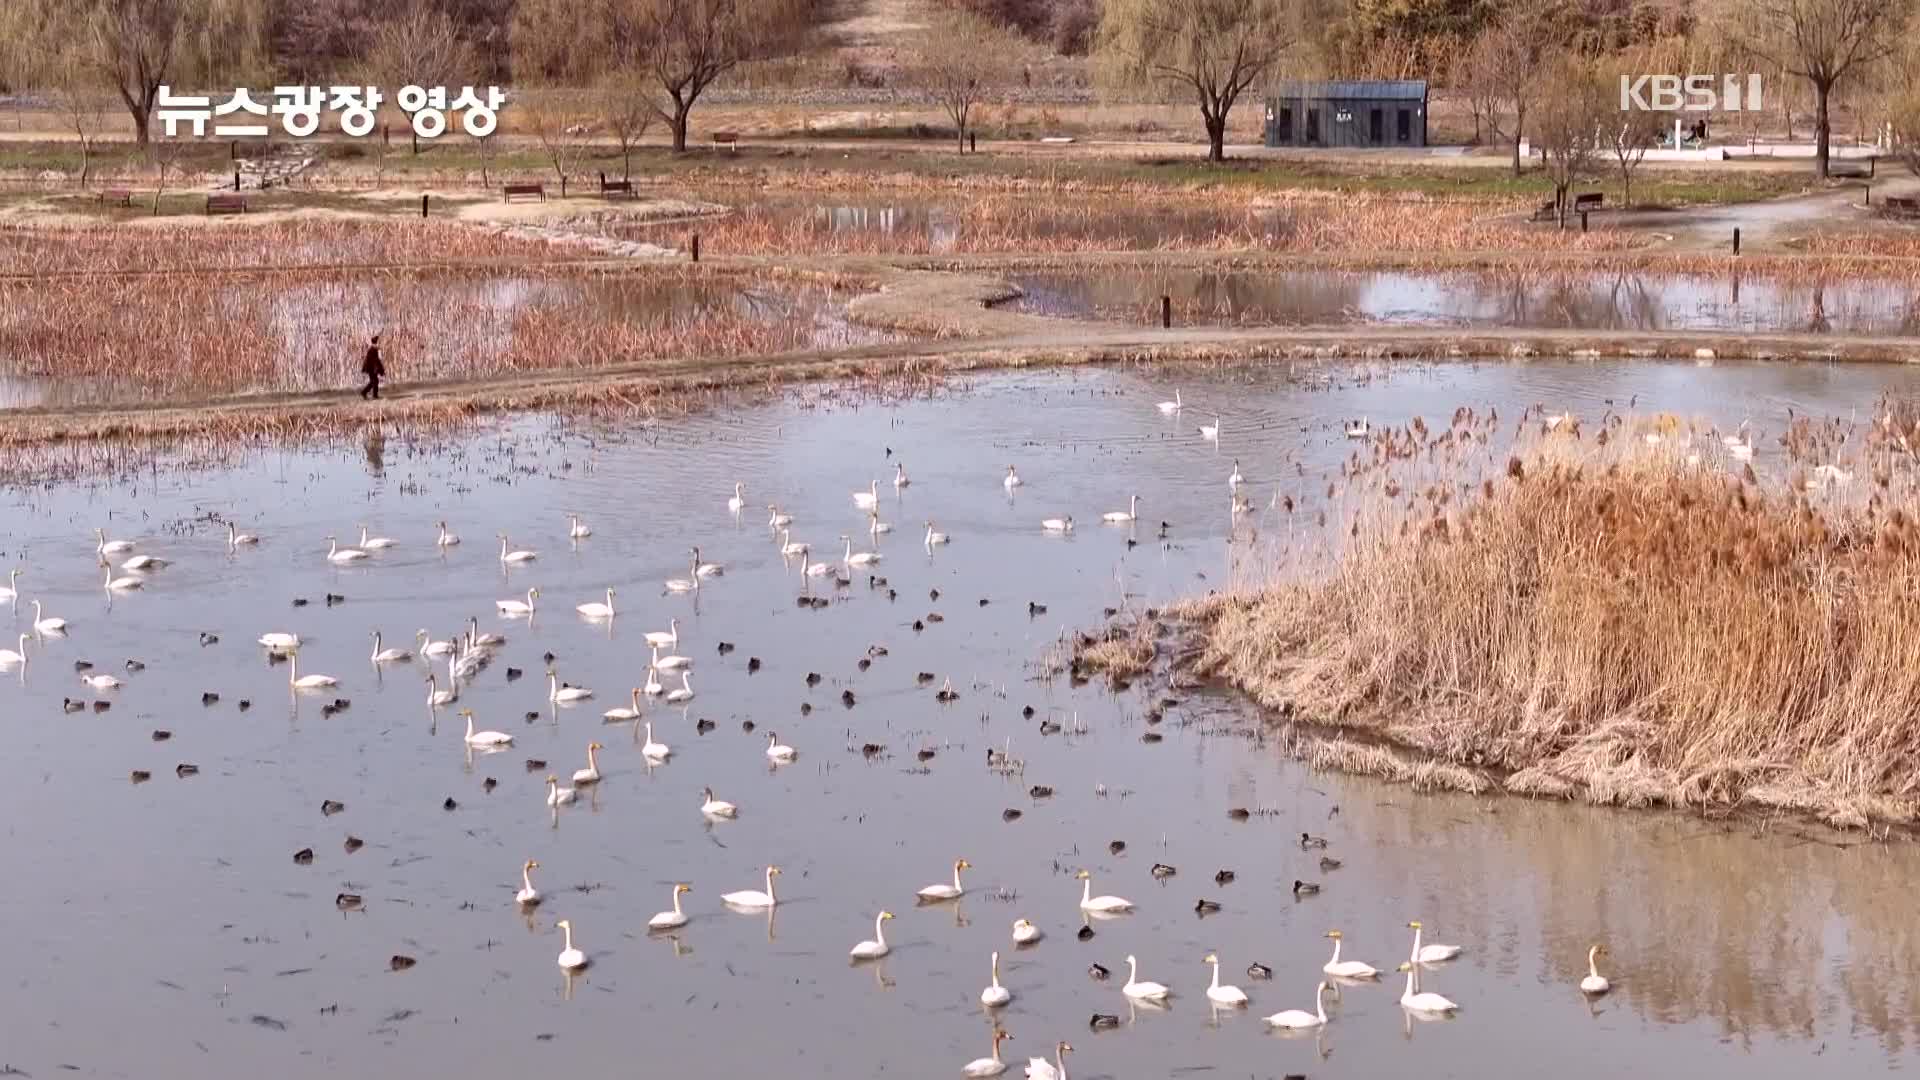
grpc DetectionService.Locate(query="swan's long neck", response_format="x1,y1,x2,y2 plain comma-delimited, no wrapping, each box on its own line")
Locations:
327,538,338,557
499,536,508,559
605,589,614,613
843,537,852,561
681,671,692,692
953,863,965,891
371,632,381,657
874,913,888,945
522,865,535,891
1330,938,1342,965
585,744,598,770
465,715,476,739
561,923,574,951
1410,925,1423,963
1056,1046,1068,1079
990,951,1000,984
1403,966,1416,1000
1082,878,1092,905
764,868,777,902
526,588,536,607
1127,955,1138,982
671,888,684,916
1209,959,1220,991
288,655,298,683
1587,946,1600,978
1316,984,1328,1022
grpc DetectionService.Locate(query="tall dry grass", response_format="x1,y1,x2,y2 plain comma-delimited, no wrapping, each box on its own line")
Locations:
0,220,563,275
1180,414,1920,826
0,268,885,400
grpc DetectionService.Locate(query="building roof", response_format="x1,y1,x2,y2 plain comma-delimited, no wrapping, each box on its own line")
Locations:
1269,80,1428,101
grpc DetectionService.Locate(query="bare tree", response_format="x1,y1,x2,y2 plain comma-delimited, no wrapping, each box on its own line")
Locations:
88,0,183,146
608,0,819,153
1605,108,1664,208
55,69,115,188
1097,0,1293,163
148,134,190,215
1724,0,1910,177
362,0,476,154
1532,56,1609,228
1474,0,1558,177
598,73,653,179
523,93,595,195
916,13,1012,152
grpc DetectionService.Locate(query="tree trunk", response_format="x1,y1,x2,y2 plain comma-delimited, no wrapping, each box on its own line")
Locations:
1813,80,1831,179
1511,104,1526,177
671,102,691,153
622,148,632,179
954,111,966,152
1204,111,1227,163
131,106,151,146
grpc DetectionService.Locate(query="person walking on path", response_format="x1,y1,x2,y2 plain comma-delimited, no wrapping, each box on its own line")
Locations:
359,335,386,400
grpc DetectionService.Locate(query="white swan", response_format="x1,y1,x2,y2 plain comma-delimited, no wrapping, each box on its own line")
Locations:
1728,433,1755,461
850,910,895,959
425,673,456,708
1227,459,1244,489
462,709,513,747
798,549,834,577
1157,389,1182,414
418,629,455,657
641,722,671,761
768,505,793,529
924,521,950,546
1122,954,1170,1001
1026,1042,1070,1080
370,631,412,664
227,523,260,547
867,512,892,536
1581,944,1611,995
571,741,603,784
643,618,681,649
853,479,880,509
435,521,459,547
981,950,1013,1006
1263,981,1329,1029
576,587,616,619
603,688,643,721
1205,952,1248,1006
1040,516,1074,533
567,513,592,539
1101,495,1138,523
1323,930,1380,978
0,633,26,666
1003,465,1023,490
288,654,337,690
917,858,970,900
516,860,542,906
1397,962,1458,1012
721,865,780,908
120,554,167,571
764,730,795,762
779,528,808,556
325,535,369,563
1076,870,1132,912
555,919,587,970
1407,921,1463,964
549,671,594,703
728,482,747,513
0,568,18,601
842,535,881,567
650,883,692,929
545,775,576,805
497,587,539,616
665,670,694,703
103,567,144,591
693,547,724,577
893,463,910,488
258,631,299,652
643,666,664,697
1345,418,1370,438
81,673,123,691
497,534,537,563
963,1029,1011,1077
357,524,395,550
651,645,691,671
1199,415,1220,441
467,617,505,648
94,528,135,555
664,551,699,593
31,600,67,635
700,786,737,817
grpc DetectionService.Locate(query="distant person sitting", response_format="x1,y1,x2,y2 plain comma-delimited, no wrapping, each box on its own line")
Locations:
359,335,385,400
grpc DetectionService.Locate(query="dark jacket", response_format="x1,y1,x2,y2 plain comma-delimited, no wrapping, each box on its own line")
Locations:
361,344,385,377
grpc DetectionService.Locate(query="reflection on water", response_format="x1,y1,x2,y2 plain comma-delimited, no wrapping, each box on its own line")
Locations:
1008,268,1920,335
1,364,1917,1078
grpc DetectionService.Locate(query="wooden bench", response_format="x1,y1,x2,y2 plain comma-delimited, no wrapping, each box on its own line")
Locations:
711,131,739,153
599,177,636,199
97,188,133,207
206,194,247,216
1884,196,1920,219
502,182,545,203
1573,192,1604,212
1829,157,1876,179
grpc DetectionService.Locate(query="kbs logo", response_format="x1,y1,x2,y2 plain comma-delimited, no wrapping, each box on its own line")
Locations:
1619,74,1764,112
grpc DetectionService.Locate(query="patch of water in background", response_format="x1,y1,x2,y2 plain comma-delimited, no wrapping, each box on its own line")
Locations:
1006,268,1920,336
1,364,1918,1079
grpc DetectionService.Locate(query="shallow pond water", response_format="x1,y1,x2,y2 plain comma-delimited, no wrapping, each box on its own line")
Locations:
3,362,1919,1079
1007,267,1920,336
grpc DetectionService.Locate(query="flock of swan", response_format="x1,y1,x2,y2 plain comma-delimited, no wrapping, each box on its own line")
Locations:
1,399,1629,1079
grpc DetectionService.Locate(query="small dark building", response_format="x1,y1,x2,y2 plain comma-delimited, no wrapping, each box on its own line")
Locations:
1265,80,1429,149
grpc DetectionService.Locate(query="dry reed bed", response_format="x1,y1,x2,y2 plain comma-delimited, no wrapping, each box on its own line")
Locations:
1173,414,1920,827
609,194,1645,258
0,267,884,399
0,220,567,275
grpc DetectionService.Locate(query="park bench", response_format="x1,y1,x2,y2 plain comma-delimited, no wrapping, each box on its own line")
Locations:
502,182,545,203
1829,157,1875,179
599,177,636,199
1883,196,1920,219
711,131,740,153
1573,192,1604,212
97,188,133,207
206,194,247,216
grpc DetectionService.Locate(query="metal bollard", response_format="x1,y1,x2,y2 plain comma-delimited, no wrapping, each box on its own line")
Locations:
1580,210,1588,233
1733,227,1740,256
233,168,240,192
421,194,429,218
691,233,701,263
970,133,977,154
1161,295,1171,329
